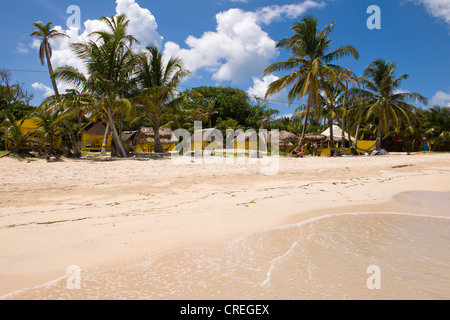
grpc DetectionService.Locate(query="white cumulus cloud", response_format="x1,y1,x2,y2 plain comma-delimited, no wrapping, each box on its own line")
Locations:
35,0,163,76
164,8,277,84
430,90,450,107
408,0,450,27
164,2,323,85
255,1,325,25
32,82,54,97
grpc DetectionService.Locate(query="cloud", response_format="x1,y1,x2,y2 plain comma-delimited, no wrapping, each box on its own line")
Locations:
163,2,323,85
255,1,325,25
32,82,54,97
36,0,163,77
16,43,29,54
408,0,450,27
164,8,277,84
430,90,450,107
247,75,280,99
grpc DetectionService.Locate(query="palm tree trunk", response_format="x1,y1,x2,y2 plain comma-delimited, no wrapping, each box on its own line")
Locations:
45,44,59,96
45,45,81,157
100,122,111,156
329,117,335,156
107,107,127,158
299,87,314,147
375,117,383,150
153,120,164,153
355,122,361,150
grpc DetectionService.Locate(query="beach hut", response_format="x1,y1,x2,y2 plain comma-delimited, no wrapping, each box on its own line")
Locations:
320,125,356,156
190,128,223,150
133,127,178,153
81,122,111,152
304,132,327,142
321,125,355,142
10,118,61,151
121,131,138,151
267,130,299,153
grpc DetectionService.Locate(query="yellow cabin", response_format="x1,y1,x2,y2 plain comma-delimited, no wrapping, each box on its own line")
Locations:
81,122,111,152
7,118,61,150
133,127,178,153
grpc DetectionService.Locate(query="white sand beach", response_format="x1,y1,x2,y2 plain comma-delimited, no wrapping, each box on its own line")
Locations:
0,153,449,299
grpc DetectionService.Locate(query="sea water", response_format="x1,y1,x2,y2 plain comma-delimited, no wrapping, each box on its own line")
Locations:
3,192,450,300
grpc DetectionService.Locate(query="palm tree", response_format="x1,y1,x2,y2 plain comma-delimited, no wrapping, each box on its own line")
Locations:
318,80,345,156
134,45,191,153
260,108,279,130
34,109,65,151
194,100,222,128
264,16,359,146
1,111,33,154
31,21,81,156
422,106,450,150
30,21,69,95
54,14,141,158
355,59,427,150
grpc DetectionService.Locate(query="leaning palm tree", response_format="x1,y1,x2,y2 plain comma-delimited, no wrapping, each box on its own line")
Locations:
31,21,81,156
134,45,191,153
355,59,428,150
264,16,359,146
30,21,69,95
54,14,141,157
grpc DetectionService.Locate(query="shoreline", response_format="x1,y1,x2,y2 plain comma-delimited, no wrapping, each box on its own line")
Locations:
0,153,449,298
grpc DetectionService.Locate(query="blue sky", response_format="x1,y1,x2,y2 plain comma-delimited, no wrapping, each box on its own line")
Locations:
1,0,449,117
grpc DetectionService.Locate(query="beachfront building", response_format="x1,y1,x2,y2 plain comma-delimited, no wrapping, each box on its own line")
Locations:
5,118,61,151
133,127,178,153
81,122,111,152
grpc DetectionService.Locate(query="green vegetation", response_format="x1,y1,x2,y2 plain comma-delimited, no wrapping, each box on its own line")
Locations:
1,14,449,158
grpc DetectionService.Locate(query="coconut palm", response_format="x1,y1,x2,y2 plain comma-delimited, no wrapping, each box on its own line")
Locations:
31,21,82,156
194,100,222,128
355,59,428,150
1,111,33,154
33,109,65,151
134,45,191,153
422,106,450,150
260,108,280,130
30,21,69,95
54,14,141,157
264,16,359,146
317,80,345,156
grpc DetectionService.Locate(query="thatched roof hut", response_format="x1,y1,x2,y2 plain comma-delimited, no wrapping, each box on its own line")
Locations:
304,132,327,141
121,131,137,144
321,125,355,142
134,127,178,145
267,130,300,143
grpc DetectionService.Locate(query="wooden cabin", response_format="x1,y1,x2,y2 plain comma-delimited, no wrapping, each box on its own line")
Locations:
133,127,178,153
81,122,111,152
8,118,61,151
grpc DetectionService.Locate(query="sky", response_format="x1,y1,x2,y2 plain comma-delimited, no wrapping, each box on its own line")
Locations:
1,0,449,117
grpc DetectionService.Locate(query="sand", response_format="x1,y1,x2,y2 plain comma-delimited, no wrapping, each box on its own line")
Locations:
0,152,449,299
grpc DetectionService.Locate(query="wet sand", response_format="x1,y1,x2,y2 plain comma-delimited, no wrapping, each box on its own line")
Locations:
0,153,449,299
